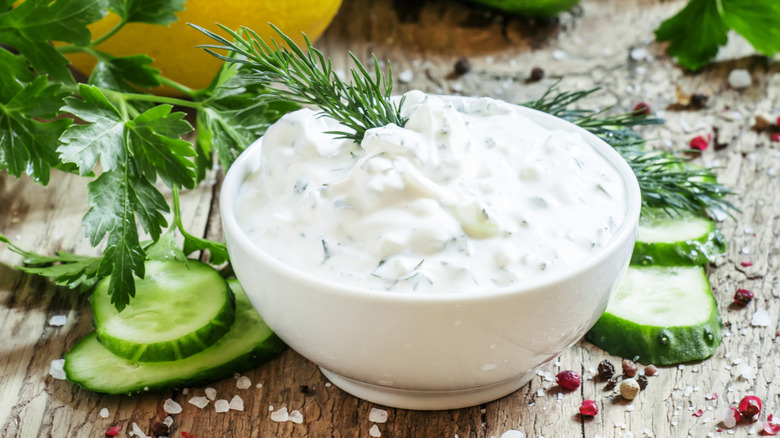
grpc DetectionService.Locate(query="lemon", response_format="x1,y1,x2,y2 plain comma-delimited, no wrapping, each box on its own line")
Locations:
67,0,343,95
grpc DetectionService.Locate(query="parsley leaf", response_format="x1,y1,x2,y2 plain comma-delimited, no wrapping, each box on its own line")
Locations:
0,233,101,291
89,54,162,91
127,104,196,189
654,0,728,71
0,75,72,184
84,168,145,311
182,233,229,265
195,66,298,177
720,0,780,57
108,0,185,25
656,0,780,71
59,84,126,175
0,0,107,82
145,229,187,263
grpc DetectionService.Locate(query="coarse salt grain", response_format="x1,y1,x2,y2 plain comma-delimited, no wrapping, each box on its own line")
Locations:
182,388,189,395
369,408,389,423
289,410,303,424
270,407,289,422
189,396,210,409
398,70,414,84
99,408,109,418
163,416,174,427
163,398,182,414
752,309,772,327
48,315,67,326
256,383,263,388
236,376,252,390
131,422,148,438
723,406,740,428
205,387,217,400
500,431,525,438
728,69,752,89
49,359,66,380
369,424,382,437
214,399,229,413
740,364,754,380
229,395,244,411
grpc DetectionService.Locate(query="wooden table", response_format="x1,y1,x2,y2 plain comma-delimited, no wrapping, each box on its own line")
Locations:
2,0,779,436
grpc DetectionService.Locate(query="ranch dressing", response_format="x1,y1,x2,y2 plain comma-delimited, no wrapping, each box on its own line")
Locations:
236,91,628,293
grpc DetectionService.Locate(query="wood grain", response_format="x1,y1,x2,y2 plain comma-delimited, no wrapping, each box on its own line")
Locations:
2,0,780,436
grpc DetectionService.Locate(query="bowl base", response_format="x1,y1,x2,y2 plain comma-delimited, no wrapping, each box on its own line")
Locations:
318,367,536,410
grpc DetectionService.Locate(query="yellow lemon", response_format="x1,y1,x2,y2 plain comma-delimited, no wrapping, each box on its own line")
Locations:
67,0,343,95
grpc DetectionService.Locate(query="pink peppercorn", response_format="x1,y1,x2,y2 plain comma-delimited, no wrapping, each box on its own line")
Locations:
734,289,754,305
693,409,704,417
739,395,762,418
771,133,780,142
556,370,581,391
633,102,651,116
689,134,712,151
741,260,753,267
579,399,598,416
105,426,121,437
764,414,780,435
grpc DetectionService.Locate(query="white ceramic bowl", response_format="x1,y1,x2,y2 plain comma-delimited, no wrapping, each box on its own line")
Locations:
220,103,641,410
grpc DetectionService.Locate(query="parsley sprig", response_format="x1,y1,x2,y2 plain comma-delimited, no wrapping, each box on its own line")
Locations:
0,0,292,311
191,23,406,142
655,0,780,70
524,85,736,219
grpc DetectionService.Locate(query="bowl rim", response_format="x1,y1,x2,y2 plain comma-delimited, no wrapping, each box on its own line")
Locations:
220,99,642,304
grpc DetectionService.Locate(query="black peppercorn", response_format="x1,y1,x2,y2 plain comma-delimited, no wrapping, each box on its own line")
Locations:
690,93,708,109
151,421,169,437
529,67,545,82
597,359,615,380
636,374,648,390
454,57,471,76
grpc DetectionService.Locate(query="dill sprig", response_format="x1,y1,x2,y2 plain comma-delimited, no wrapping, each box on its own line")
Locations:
191,23,406,142
524,85,737,219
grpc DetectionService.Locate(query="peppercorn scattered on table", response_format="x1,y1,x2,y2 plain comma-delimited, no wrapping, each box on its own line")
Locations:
2,0,779,436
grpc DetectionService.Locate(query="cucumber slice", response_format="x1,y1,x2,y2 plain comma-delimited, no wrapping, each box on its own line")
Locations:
92,260,235,362
630,209,726,266
64,280,286,395
586,266,722,365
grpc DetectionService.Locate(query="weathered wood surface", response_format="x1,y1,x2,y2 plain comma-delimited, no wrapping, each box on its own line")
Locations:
2,0,779,436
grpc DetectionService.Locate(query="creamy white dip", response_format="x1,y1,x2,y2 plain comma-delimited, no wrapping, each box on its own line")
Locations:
236,91,628,293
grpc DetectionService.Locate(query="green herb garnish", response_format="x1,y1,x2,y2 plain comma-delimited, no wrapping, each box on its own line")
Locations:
524,85,736,219
191,23,406,142
655,0,780,71
0,1,292,311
